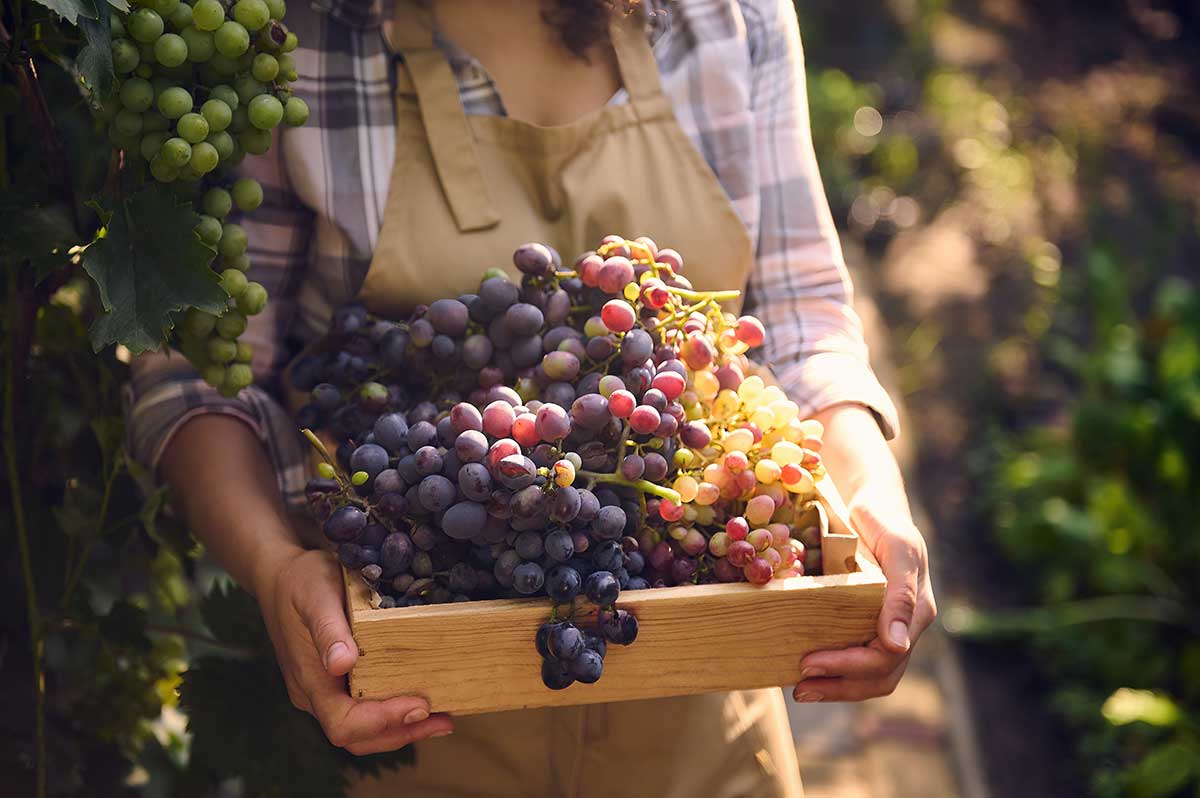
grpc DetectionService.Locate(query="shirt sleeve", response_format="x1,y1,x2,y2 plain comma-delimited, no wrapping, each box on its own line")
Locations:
739,0,900,438
126,130,314,506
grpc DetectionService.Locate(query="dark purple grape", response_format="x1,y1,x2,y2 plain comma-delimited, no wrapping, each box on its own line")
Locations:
549,486,581,523
412,445,443,477
585,335,614,361
510,335,543,368
620,329,653,365
541,659,574,690
487,489,514,519
324,505,366,542
624,366,652,394
641,388,667,412
600,608,639,644
380,532,414,574
625,550,645,575
436,416,456,447
350,444,389,481
544,289,570,325
543,325,582,352
542,381,576,409
372,413,409,454
380,329,410,369
620,454,645,480
417,474,456,512
530,443,558,468
446,562,479,593
514,530,544,560
431,334,459,361
572,488,598,522
332,304,367,334
361,563,383,582
509,484,546,517
576,440,608,470
513,242,554,277
396,454,420,484
654,414,679,438
498,454,537,489
505,303,544,337
591,540,624,572
479,276,520,314
457,463,492,503
311,383,341,412
570,394,610,431
406,420,438,450
412,551,434,577
679,421,712,449
626,576,650,590
568,649,603,683
408,401,438,426
592,505,626,540
584,570,620,604
487,315,514,350
671,556,698,584
486,385,522,406
547,622,584,660
584,632,607,658
338,542,365,569
411,523,438,551
642,453,668,482
442,500,487,540
376,491,408,518
534,403,571,441
545,528,575,562
427,298,469,336
462,334,494,369
441,448,463,479
513,562,545,595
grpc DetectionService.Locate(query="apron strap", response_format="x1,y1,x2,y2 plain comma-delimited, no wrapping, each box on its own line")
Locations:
608,8,669,110
387,0,501,233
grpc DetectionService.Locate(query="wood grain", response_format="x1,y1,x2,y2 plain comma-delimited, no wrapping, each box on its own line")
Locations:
341,480,886,715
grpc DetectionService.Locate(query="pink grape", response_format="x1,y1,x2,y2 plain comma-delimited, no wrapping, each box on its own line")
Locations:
577,252,603,286
681,528,707,556
745,495,776,526
658,498,684,522
608,389,635,418
715,363,744,391
482,400,515,438
656,248,683,272
694,481,720,505
449,402,483,434
768,523,791,547
543,350,581,380
679,421,712,449
724,450,749,473
727,539,755,567
713,557,744,582
651,370,685,400
598,256,634,294
511,413,538,447
735,470,757,496
735,315,766,347
486,438,520,472
629,405,661,435
740,422,764,443
680,333,715,370
536,403,571,441
725,516,749,540
744,557,773,585
708,531,731,557
760,546,782,570
601,299,637,333
598,375,626,396
778,543,797,570
640,279,670,309
682,313,706,335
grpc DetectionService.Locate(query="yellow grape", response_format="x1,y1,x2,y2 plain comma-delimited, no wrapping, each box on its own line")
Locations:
692,369,720,400
771,440,805,466
799,418,825,440
755,458,781,484
737,374,765,403
771,399,799,426
712,388,739,420
782,467,815,494
751,406,776,429
761,385,786,406
694,481,720,505
673,474,699,503
668,525,690,541
722,427,755,453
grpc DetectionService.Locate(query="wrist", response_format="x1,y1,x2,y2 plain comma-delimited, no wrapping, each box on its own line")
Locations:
247,534,308,600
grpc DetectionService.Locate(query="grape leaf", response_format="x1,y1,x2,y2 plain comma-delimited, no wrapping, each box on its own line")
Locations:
83,185,226,355
31,0,99,24
77,0,114,100
0,202,81,282
107,0,131,11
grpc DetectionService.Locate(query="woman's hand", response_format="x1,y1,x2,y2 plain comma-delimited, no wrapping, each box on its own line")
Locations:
256,547,455,753
792,404,937,703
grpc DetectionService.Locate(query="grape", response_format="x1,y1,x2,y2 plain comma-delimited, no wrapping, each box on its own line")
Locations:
201,98,232,132
542,351,580,381
592,505,626,539
265,0,287,19
220,268,248,297
189,141,219,173
203,187,233,218
417,474,455,512
514,531,543,560
191,0,225,30
233,0,271,30
620,454,645,480
513,242,554,277
454,430,488,463
218,223,247,257
154,33,189,67
541,660,574,690
549,485,580,523
210,84,240,111
236,282,268,315
176,111,209,143
512,562,545,595
505,303,544,337
547,623,584,660
252,53,279,82
457,462,492,501
207,130,235,160
112,39,141,74
545,529,574,562
323,505,366,543
194,214,222,244
591,539,623,572
285,96,310,126
119,77,154,113
584,570,619,605
600,299,636,333
231,177,263,211
239,127,271,154
128,8,165,42
113,109,143,137
215,311,247,339
442,501,487,541
413,445,443,476
372,413,408,453
214,21,250,57
168,2,194,29
534,403,570,442
628,405,661,435
568,649,603,684
248,94,283,129
599,609,639,645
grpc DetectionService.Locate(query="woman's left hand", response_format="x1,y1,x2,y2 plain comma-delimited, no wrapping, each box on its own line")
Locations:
791,405,938,703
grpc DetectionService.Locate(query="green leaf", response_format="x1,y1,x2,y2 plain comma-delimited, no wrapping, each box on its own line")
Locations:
77,0,114,100
0,202,81,282
31,0,100,24
199,581,271,653
1127,741,1200,796
82,185,225,355
107,0,131,10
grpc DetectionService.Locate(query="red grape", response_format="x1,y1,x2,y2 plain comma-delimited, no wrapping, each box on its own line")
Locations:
600,299,637,333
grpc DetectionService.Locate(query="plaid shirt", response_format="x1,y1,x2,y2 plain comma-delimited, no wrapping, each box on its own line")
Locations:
128,0,899,507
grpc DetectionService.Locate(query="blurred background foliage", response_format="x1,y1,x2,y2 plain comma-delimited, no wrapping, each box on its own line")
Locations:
2,0,1198,795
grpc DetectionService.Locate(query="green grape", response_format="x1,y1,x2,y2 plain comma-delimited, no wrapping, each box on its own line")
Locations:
251,53,279,82
232,0,270,31
227,106,250,134
235,49,256,72
236,282,268,316
195,214,223,244
135,63,154,79
154,33,189,67
238,127,271,155
120,79,155,114
167,2,193,30
209,52,240,76
218,223,248,257
181,27,215,62
223,363,254,393
247,94,283,130
192,0,225,32
264,0,286,20
207,336,237,362
283,96,308,127
151,75,175,98
233,75,266,105
183,307,218,337
281,31,298,52
220,268,249,296
224,253,251,271
157,86,193,119
201,363,227,388
200,98,232,131
225,143,246,166
210,84,239,110
110,14,126,38
142,111,171,132
110,127,142,152
128,8,165,42
235,341,254,363
276,53,297,82
149,154,179,182
176,112,210,143
139,130,170,161
177,162,203,182
213,21,250,58
189,141,220,173
231,177,263,211
137,43,157,70
151,0,179,17
112,39,140,73
160,136,192,167
114,108,144,137
207,130,235,160
215,310,247,339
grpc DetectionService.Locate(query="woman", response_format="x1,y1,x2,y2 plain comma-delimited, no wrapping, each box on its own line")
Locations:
130,0,937,795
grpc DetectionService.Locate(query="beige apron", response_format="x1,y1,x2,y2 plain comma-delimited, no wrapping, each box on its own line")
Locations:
341,2,803,795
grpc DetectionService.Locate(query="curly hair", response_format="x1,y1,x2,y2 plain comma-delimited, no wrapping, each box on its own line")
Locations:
541,0,643,59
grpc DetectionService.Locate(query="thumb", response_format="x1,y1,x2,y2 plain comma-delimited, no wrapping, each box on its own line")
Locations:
877,536,920,654
294,583,358,677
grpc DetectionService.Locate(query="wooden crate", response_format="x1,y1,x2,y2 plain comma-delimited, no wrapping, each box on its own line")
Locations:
342,479,886,715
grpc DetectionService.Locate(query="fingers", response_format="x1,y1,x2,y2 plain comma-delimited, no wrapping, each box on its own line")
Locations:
853,505,924,654
793,661,907,703
799,638,902,681
343,714,455,756
307,681,436,749
291,563,359,676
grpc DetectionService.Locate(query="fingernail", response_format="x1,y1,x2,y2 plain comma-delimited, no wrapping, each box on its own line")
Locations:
323,641,348,670
403,707,429,725
794,691,823,703
889,621,910,650
799,667,825,681
430,729,453,738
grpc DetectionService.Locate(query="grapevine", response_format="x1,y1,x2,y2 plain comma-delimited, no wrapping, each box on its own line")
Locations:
295,235,828,690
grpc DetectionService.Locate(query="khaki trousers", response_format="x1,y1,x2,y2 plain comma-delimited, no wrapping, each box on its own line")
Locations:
349,689,803,798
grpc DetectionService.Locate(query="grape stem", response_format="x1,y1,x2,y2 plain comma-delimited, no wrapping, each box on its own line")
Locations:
578,469,682,505
662,286,741,303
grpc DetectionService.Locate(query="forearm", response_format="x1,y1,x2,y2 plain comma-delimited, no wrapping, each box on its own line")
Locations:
813,403,912,524
160,414,305,597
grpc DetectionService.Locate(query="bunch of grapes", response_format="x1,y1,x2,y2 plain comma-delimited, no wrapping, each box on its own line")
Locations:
98,0,308,396
293,235,828,690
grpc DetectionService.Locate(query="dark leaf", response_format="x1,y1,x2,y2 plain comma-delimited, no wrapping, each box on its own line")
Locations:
77,1,114,101
0,203,81,282
82,185,225,354
198,581,271,653
30,0,99,24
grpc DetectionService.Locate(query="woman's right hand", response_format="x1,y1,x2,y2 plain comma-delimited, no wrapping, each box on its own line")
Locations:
255,546,455,754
